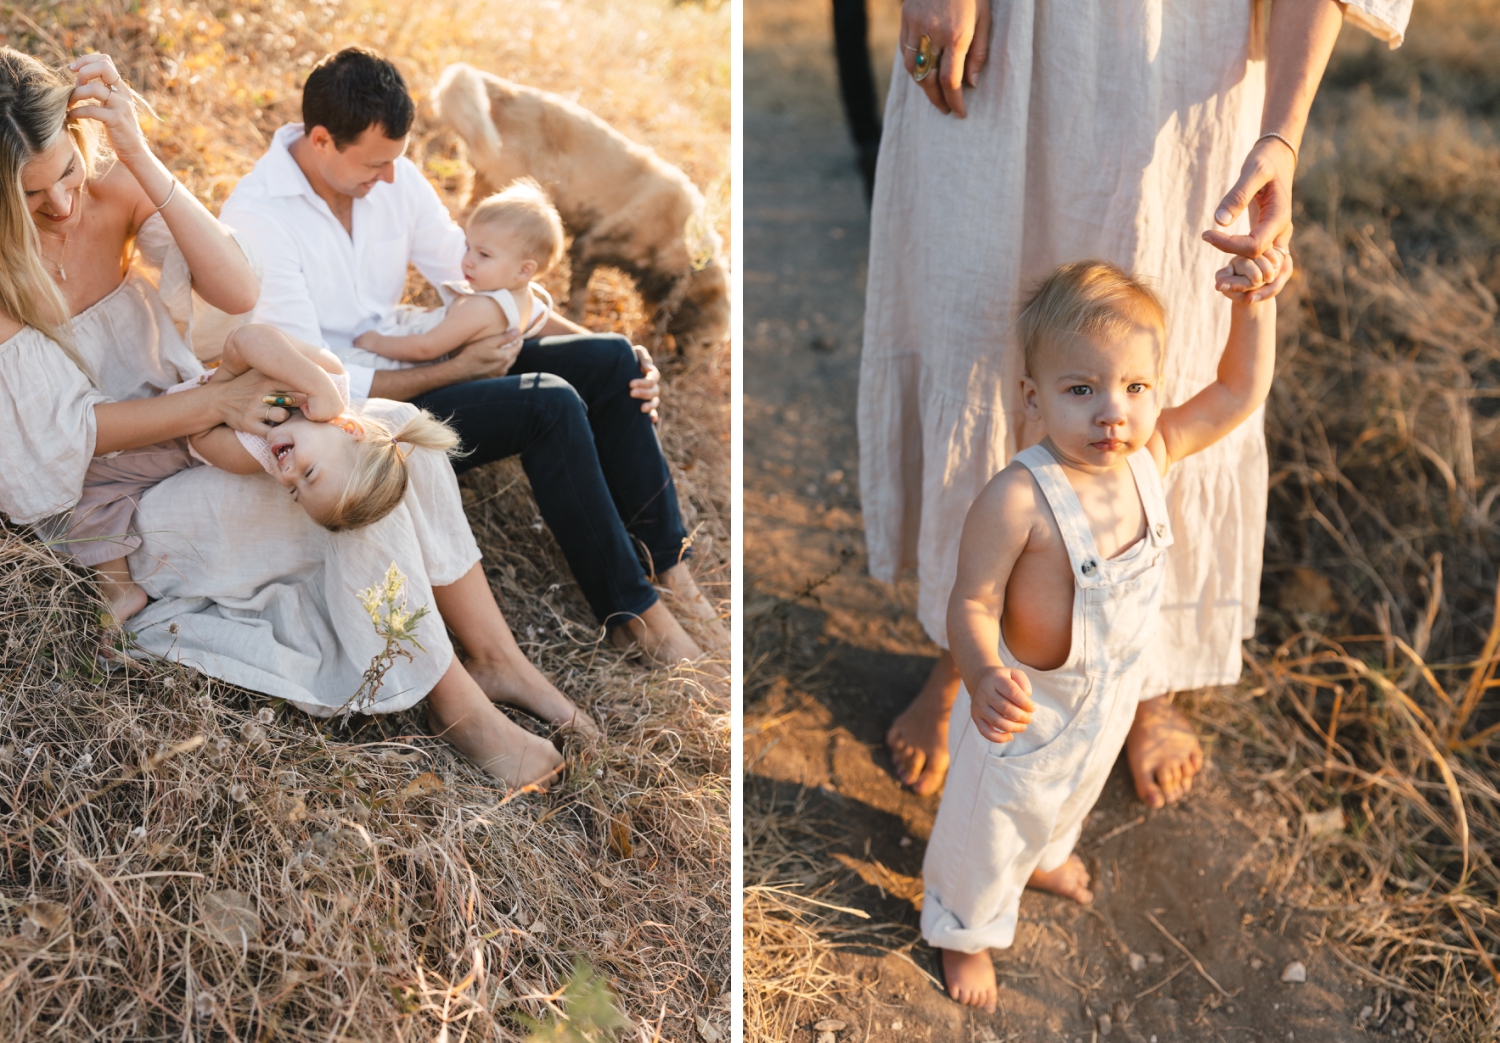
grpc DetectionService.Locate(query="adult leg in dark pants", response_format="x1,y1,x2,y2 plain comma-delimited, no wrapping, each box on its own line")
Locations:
412,335,708,663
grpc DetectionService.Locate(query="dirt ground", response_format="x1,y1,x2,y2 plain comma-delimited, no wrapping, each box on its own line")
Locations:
743,1,1390,1039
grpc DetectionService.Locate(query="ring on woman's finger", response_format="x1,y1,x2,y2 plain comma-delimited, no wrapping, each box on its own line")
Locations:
908,34,939,81
107,83,117,94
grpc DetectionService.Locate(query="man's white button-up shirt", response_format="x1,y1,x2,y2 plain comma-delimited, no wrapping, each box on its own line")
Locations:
219,123,467,401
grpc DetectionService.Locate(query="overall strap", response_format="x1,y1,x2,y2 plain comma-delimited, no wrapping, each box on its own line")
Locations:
485,288,522,331
1013,444,1107,589
1126,448,1174,548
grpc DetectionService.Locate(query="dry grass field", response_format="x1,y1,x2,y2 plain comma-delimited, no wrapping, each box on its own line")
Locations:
0,1,729,1041
744,1,1500,1040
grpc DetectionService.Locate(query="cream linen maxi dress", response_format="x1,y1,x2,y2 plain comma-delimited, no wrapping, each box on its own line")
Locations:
858,0,1411,690
0,214,478,716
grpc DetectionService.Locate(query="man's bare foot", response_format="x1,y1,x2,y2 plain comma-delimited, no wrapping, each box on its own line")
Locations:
609,600,707,667
426,703,564,789
465,655,601,741
1028,854,1094,904
886,652,962,796
1127,695,1205,809
940,948,997,1013
661,563,728,646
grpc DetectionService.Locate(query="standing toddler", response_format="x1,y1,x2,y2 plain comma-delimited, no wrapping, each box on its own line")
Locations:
925,253,1284,1011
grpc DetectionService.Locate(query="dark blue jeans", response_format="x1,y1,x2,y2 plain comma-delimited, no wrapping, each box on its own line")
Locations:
412,333,688,625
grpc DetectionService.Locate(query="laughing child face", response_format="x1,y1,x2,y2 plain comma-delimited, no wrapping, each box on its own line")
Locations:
265,412,362,524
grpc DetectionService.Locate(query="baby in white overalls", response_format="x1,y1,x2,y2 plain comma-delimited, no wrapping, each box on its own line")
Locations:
926,253,1287,1012
353,177,562,363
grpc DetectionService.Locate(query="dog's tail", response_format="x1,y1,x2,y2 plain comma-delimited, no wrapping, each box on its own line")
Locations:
433,63,503,166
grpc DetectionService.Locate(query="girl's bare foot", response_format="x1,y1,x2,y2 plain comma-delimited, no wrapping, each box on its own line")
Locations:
1028,854,1093,904
465,654,601,740
426,659,565,788
940,948,997,1013
660,563,728,646
97,559,148,624
1127,695,1205,808
886,652,961,796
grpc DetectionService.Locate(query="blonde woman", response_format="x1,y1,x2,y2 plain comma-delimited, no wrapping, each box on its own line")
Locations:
0,49,595,787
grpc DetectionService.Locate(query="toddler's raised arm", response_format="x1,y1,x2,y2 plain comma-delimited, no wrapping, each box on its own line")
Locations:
1151,253,1283,469
219,325,347,422
947,467,1037,745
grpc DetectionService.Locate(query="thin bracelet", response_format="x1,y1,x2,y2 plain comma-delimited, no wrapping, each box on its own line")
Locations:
153,180,178,211
1257,131,1298,167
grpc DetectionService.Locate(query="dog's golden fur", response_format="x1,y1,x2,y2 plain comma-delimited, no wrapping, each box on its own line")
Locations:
434,63,728,358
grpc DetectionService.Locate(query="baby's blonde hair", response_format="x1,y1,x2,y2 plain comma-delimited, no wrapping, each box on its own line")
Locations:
319,409,461,533
1017,261,1167,377
467,177,565,275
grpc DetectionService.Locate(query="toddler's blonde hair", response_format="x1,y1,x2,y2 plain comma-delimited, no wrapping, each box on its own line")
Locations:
1017,261,1167,377
319,409,461,532
467,177,565,275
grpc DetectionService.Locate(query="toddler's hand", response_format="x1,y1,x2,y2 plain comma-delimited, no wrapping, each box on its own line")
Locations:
301,392,343,423
353,331,380,351
971,666,1034,744
1215,247,1292,303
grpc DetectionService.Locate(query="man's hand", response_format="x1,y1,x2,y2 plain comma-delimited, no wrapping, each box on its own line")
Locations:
631,344,661,423
450,326,526,381
970,666,1034,744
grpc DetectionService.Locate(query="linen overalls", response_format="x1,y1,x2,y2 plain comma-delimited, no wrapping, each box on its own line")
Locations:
921,443,1173,954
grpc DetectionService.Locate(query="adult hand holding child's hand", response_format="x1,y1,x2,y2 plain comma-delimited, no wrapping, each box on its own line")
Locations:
970,666,1034,744
1214,249,1294,302
1203,134,1298,303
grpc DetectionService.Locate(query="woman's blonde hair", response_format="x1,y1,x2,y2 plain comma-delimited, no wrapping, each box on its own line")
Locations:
467,177,565,275
0,48,100,372
1016,260,1167,376
319,409,461,533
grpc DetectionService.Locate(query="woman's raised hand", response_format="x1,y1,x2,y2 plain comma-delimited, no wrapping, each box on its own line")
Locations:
1202,135,1298,301
900,0,992,118
66,54,149,159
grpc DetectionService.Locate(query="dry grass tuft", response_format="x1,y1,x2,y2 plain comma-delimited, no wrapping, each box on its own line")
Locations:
0,1,728,1040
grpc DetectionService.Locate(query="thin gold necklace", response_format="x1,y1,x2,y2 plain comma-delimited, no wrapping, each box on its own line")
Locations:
40,187,83,282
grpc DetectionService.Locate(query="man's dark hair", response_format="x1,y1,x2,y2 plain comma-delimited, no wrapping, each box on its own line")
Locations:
302,47,414,149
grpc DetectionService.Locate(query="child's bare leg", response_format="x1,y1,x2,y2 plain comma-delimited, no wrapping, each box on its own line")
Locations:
1027,855,1094,904
96,558,147,623
425,658,565,787
1126,695,1205,808
940,949,997,1013
886,650,961,796
433,564,599,738
661,562,728,645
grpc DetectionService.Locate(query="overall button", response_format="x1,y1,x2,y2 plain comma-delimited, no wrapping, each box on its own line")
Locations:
1154,523,1166,537
1080,560,1096,575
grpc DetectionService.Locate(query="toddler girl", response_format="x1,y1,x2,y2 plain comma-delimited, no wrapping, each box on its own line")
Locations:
62,324,457,621
924,253,1284,1012
353,178,563,362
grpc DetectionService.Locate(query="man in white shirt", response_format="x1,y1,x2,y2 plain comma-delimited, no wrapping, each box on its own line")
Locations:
220,47,713,663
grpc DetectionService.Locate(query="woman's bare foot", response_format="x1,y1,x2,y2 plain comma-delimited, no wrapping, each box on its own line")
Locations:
465,654,600,740
1028,854,1094,904
609,600,706,667
96,559,147,624
426,659,565,788
661,563,728,645
1127,695,1205,809
885,651,962,796
940,948,997,1013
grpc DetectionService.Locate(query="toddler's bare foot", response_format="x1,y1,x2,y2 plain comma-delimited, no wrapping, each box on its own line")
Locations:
1027,854,1093,904
426,702,564,789
465,654,600,740
940,948,997,1013
661,563,728,645
102,581,148,625
886,654,961,796
1127,695,1204,809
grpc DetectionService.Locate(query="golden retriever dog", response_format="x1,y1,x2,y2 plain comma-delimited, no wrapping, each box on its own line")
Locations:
433,63,728,359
